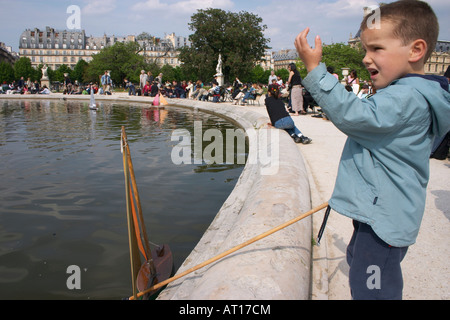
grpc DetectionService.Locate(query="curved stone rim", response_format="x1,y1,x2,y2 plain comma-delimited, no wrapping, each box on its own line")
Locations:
0,94,312,300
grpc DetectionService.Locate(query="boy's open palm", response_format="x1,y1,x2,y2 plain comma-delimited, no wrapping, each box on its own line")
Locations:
295,28,323,73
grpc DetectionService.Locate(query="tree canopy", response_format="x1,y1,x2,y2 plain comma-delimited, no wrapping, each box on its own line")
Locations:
296,43,369,81
14,57,36,81
84,42,148,85
179,8,270,83
0,61,15,84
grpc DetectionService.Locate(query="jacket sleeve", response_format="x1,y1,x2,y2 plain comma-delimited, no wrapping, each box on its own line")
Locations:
302,63,414,148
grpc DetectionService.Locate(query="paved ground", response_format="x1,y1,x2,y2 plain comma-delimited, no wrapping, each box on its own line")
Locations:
242,100,449,300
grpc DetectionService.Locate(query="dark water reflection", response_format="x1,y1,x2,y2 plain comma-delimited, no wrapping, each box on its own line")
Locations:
0,99,247,299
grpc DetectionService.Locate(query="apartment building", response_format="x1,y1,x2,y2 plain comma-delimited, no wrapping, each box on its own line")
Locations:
18,27,190,70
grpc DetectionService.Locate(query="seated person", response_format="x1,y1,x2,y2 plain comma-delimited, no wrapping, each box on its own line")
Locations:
39,85,51,94
357,84,370,99
197,87,210,101
23,85,31,95
172,81,185,98
150,81,159,97
265,84,312,144
165,85,175,98
142,81,151,96
211,84,221,103
232,84,248,105
1,81,8,94
242,83,257,104
186,80,194,99
30,81,40,94
124,79,136,96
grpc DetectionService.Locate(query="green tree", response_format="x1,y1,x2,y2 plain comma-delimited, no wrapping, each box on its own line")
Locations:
179,8,270,83
0,61,15,83
72,59,89,83
14,57,35,81
322,43,369,80
54,64,72,82
296,43,369,81
160,64,176,83
246,65,266,84
136,32,155,41
85,42,148,85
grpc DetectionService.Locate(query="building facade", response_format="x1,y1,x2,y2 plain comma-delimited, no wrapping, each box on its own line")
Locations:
136,32,190,67
18,27,190,70
425,41,450,76
272,49,298,71
258,51,274,71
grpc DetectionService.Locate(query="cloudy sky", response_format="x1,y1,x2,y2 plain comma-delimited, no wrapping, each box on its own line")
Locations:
1,0,449,52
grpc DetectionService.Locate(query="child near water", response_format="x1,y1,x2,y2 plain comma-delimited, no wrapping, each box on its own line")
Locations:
295,0,450,299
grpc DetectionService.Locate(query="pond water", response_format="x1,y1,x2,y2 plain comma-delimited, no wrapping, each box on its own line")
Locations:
0,99,247,300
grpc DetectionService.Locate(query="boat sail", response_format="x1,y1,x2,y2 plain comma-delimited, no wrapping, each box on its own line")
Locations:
89,85,97,110
121,126,173,300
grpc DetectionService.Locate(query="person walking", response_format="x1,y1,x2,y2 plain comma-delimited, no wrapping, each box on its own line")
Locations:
101,71,112,95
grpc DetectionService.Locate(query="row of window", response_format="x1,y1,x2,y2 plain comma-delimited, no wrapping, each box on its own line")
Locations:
29,56,91,63
25,55,180,66
428,54,448,63
21,43,85,50
23,37,83,44
427,63,449,73
21,49,100,56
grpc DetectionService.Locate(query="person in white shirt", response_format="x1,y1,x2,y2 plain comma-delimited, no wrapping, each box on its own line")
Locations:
39,86,51,94
268,70,277,85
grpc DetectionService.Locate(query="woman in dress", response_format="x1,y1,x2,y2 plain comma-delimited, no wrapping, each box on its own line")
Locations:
287,63,304,116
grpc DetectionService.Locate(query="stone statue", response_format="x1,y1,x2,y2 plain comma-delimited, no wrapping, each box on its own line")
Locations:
216,54,223,76
215,54,224,86
41,64,49,80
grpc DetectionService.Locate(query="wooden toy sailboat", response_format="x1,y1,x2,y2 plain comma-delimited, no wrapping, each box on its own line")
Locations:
121,126,173,300
89,85,97,110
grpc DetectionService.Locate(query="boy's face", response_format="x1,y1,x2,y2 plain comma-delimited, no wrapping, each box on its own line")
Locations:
361,20,415,90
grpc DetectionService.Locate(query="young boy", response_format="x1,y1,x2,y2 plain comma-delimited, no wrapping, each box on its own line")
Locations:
295,0,450,299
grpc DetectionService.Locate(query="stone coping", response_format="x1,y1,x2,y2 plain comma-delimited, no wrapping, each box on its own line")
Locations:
0,94,312,300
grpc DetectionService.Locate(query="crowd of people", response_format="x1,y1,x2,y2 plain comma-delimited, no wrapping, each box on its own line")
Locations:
1,77,50,95
123,70,268,105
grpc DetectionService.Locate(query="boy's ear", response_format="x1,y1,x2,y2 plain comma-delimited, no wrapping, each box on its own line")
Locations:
409,39,427,63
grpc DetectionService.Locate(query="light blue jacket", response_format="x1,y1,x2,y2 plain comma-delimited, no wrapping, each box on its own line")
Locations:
303,63,450,247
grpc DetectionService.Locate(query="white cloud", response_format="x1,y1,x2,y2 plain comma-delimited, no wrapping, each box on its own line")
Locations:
82,0,118,15
132,0,234,14
251,0,380,50
132,0,168,11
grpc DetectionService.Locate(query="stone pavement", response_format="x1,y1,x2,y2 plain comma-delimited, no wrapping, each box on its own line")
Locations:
242,101,450,300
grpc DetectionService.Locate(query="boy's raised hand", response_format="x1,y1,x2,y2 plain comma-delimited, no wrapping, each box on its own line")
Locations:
294,28,323,73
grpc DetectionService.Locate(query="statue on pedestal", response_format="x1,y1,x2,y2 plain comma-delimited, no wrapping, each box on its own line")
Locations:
40,64,50,89
41,64,49,80
215,54,224,86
